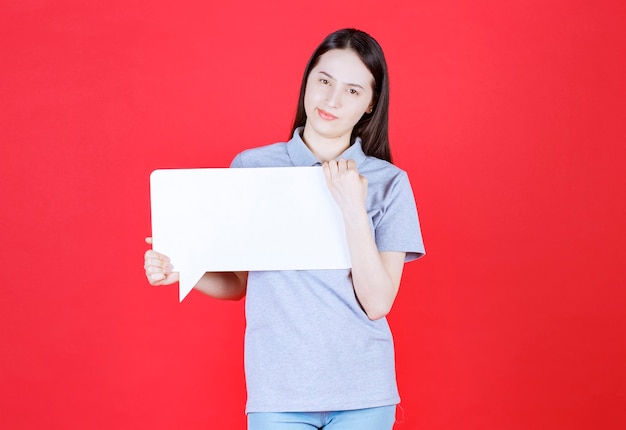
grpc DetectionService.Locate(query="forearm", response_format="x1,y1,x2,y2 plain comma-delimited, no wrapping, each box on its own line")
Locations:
194,271,248,300
344,210,402,320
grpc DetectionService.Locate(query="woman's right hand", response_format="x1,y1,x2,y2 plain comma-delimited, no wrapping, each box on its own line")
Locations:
144,237,180,285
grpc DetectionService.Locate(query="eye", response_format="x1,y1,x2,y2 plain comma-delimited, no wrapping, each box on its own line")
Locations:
348,88,359,95
320,78,330,85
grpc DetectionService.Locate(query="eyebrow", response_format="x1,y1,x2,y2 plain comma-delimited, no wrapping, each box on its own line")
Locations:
318,71,366,90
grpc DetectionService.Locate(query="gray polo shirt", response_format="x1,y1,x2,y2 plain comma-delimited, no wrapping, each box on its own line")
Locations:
231,128,425,413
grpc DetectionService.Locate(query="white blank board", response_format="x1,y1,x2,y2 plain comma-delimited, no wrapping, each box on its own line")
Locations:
150,167,351,301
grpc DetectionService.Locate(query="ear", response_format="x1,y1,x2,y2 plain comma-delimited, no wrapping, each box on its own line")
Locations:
366,102,374,114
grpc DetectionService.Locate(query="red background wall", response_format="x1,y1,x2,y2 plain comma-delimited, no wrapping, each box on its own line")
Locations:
1,0,625,429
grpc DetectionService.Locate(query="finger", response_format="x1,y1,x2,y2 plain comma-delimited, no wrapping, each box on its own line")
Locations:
144,254,173,270
147,267,176,282
144,258,173,273
145,237,153,245
146,265,164,277
324,160,338,180
145,262,173,274
330,160,344,178
148,270,180,286
322,161,332,181
337,159,355,175
148,272,166,284
144,249,170,263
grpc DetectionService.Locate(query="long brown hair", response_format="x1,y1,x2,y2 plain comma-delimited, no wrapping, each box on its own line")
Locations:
291,28,392,163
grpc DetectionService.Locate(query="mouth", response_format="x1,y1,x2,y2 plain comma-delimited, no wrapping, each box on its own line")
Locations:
317,108,338,121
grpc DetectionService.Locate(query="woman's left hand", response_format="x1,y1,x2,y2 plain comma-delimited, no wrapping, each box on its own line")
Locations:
322,158,368,216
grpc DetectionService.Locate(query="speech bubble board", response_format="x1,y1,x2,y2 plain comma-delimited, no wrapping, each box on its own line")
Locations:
150,167,351,301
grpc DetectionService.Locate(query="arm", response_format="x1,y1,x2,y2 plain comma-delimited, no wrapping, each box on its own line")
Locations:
323,160,405,320
193,271,248,300
144,237,247,300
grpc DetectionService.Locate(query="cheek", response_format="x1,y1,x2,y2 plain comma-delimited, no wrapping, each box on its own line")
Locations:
303,90,314,115
303,86,321,112
348,100,371,119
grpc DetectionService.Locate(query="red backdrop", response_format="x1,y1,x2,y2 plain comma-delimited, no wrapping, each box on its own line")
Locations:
2,0,625,429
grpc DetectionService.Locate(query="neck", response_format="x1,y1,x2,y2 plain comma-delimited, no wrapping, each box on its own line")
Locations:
301,127,351,163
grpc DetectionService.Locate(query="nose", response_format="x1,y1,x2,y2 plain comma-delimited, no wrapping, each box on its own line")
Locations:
325,86,341,108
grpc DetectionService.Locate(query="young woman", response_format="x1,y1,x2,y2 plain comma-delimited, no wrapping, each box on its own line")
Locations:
144,28,425,430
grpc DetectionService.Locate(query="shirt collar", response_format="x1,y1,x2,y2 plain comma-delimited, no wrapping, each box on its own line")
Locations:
287,127,367,168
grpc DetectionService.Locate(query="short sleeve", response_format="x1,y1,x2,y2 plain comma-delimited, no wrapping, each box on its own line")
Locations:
230,153,244,168
374,171,425,262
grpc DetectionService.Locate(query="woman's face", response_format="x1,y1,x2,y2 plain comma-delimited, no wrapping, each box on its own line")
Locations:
303,49,375,143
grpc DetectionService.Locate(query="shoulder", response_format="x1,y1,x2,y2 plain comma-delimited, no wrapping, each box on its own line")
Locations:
230,142,290,168
360,156,410,186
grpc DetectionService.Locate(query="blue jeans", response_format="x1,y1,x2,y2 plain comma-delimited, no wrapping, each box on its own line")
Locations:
247,405,396,430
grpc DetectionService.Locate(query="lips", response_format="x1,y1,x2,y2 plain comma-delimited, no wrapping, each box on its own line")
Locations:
317,108,338,120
